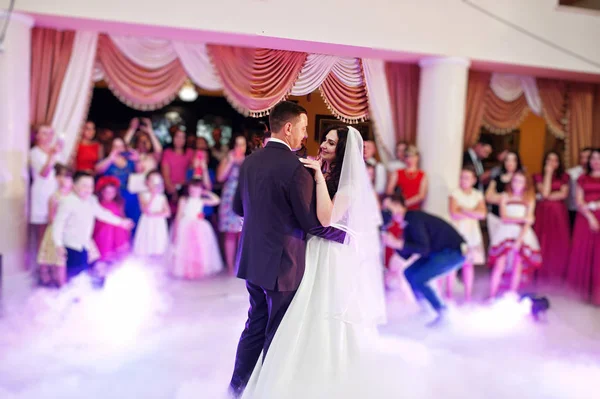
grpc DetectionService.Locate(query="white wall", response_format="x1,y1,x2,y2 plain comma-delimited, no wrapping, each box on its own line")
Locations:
11,0,600,75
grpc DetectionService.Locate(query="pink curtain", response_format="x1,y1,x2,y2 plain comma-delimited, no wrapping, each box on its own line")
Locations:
482,89,530,133
567,83,595,167
30,28,75,127
319,64,369,123
208,45,307,116
463,71,491,148
385,62,420,144
97,35,188,110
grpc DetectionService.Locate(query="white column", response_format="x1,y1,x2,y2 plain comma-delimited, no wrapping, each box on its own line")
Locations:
416,57,470,221
0,12,34,289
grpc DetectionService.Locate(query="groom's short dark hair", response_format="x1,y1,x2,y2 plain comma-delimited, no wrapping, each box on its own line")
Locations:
269,101,307,134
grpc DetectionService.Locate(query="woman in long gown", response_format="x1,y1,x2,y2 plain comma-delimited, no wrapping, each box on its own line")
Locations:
240,126,386,398
533,151,570,284
566,148,600,305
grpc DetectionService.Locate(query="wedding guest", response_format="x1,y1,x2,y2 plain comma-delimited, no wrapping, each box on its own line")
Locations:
218,134,247,274
93,176,131,264
249,121,270,152
488,171,541,298
53,172,133,280
533,151,570,284
124,117,163,193
133,171,171,257
463,138,493,190
29,125,62,269
95,137,140,224
567,147,592,228
196,136,219,170
444,166,486,301
386,145,427,210
171,179,223,279
366,162,376,187
259,121,271,147
382,193,466,325
387,141,408,172
74,121,102,173
364,139,387,195
37,164,73,287
489,149,509,181
211,127,229,162
566,148,600,305
96,127,115,159
294,138,308,158
161,127,194,213
191,137,219,222
191,147,213,190
485,151,524,216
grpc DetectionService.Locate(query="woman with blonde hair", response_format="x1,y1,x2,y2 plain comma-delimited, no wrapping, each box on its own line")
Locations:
385,145,428,210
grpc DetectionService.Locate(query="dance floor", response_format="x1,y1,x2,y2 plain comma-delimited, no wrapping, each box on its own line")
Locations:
0,261,599,398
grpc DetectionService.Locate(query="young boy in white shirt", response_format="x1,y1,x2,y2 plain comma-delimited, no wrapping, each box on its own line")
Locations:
53,172,133,281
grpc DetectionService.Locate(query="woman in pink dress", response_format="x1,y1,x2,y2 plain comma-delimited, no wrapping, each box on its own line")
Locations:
161,127,194,216
567,148,600,305
93,176,131,263
533,151,570,284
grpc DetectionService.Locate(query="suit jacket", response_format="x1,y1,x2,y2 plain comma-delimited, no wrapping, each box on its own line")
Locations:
462,149,485,190
397,211,465,259
233,141,346,292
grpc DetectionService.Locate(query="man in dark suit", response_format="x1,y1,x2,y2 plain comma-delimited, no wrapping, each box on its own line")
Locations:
462,138,493,190
382,193,465,325
228,101,345,397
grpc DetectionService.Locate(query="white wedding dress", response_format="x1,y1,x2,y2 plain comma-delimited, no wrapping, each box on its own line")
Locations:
241,127,389,399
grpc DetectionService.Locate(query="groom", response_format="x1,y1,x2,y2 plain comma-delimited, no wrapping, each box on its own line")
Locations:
228,101,346,397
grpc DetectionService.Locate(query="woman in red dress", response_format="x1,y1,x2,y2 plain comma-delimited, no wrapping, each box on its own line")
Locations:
386,145,428,210
567,148,600,305
74,121,102,173
533,151,570,284
384,145,427,268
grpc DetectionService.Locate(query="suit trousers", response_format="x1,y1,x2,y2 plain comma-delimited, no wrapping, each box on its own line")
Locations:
229,281,296,395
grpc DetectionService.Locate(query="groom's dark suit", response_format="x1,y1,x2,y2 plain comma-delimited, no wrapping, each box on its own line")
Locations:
229,140,345,394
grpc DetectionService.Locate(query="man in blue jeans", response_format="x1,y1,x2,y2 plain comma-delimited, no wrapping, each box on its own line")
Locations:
382,193,466,325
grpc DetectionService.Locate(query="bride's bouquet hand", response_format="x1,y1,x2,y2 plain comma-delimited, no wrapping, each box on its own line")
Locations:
299,157,325,184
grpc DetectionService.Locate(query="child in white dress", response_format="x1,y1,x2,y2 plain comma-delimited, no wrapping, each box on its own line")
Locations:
488,171,541,298
171,179,223,279
133,171,171,257
444,166,486,302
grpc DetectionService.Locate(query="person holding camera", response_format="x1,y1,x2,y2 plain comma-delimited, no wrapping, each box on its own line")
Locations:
95,137,141,225
381,193,466,325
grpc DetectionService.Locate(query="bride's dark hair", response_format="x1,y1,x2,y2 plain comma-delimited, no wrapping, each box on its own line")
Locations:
320,126,349,199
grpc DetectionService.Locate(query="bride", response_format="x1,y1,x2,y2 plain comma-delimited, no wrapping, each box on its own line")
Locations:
240,126,387,398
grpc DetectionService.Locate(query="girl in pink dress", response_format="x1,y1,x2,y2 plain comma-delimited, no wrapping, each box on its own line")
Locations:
567,148,600,305
171,179,223,279
93,176,131,263
488,171,542,298
533,151,570,285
